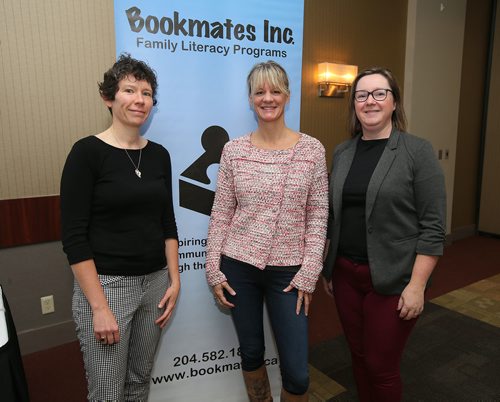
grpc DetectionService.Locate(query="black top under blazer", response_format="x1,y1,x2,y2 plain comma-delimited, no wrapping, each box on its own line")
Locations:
322,129,446,295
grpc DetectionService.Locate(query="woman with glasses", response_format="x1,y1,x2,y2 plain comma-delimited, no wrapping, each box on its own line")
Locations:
322,67,446,402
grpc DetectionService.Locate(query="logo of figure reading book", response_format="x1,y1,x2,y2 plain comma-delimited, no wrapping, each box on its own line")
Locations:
179,125,229,215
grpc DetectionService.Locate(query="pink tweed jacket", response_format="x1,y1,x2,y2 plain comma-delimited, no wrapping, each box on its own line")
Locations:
206,133,329,293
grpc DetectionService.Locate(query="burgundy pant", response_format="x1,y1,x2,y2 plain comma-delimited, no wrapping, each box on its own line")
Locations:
332,256,418,402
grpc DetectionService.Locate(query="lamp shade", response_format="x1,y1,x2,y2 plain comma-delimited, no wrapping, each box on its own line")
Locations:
318,62,358,85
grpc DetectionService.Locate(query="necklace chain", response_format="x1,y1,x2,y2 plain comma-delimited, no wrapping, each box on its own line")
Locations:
110,129,143,178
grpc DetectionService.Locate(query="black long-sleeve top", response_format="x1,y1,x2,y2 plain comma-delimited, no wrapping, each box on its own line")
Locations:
338,137,388,263
60,136,178,275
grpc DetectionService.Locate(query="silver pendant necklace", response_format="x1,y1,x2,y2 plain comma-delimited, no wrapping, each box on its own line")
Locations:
125,148,142,178
111,129,143,178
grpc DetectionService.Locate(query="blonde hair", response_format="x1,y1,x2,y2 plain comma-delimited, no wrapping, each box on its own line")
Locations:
247,60,290,97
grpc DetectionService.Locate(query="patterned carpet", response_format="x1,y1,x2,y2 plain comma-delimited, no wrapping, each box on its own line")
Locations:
21,236,499,401
433,273,500,328
309,273,500,401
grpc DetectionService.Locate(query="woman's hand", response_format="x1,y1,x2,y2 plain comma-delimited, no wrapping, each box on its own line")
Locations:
71,259,120,345
93,306,120,345
213,281,236,308
283,285,312,316
398,254,437,320
322,276,334,298
155,282,181,328
397,283,425,320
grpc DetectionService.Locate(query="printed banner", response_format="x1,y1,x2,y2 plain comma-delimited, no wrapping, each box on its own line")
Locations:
114,1,305,400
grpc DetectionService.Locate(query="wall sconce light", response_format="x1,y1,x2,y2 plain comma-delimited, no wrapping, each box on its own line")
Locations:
317,62,358,98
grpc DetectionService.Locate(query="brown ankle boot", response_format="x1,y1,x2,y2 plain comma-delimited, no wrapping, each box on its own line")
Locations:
280,387,308,401
242,365,273,401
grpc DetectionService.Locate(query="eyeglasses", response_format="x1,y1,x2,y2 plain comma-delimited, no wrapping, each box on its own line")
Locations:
354,89,392,102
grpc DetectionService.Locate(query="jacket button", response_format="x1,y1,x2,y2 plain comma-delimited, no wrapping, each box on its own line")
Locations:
367,227,373,234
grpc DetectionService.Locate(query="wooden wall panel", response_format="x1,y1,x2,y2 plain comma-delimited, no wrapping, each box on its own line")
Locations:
452,0,493,234
404,0,467,235
479,0,500,236
0,196,60,248
301,0,408,168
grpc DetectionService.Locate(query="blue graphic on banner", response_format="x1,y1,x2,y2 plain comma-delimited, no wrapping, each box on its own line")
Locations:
114,1,304,400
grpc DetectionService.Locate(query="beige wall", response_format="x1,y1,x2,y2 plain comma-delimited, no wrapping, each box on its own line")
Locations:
0,242,75,354
404,0,467,234
0,0,115,200
0,0,114,353
479,0,500,235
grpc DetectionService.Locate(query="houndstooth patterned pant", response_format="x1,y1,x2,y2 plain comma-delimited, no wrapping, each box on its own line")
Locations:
72,269,169,402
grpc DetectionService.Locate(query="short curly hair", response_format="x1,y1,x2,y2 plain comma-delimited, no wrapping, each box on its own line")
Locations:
98,53,158,107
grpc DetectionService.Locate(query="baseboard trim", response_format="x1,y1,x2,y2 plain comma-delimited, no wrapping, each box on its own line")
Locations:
18,319,77,355
477,231,500,239
449,225,477,243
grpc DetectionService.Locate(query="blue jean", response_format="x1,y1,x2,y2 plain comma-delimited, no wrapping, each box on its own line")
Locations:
220,256,309,395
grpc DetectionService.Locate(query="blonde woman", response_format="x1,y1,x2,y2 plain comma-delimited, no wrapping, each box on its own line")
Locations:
206,61,329,401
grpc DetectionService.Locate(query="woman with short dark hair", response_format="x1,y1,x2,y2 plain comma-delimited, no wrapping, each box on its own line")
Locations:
61,54,180,401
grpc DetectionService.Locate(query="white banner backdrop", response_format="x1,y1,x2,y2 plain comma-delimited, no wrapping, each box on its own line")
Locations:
114,1,304,400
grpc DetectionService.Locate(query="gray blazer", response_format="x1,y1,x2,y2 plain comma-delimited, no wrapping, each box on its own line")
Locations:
323,129,446,295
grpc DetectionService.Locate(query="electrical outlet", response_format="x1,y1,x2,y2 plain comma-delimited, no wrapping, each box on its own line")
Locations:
41,295,55,314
